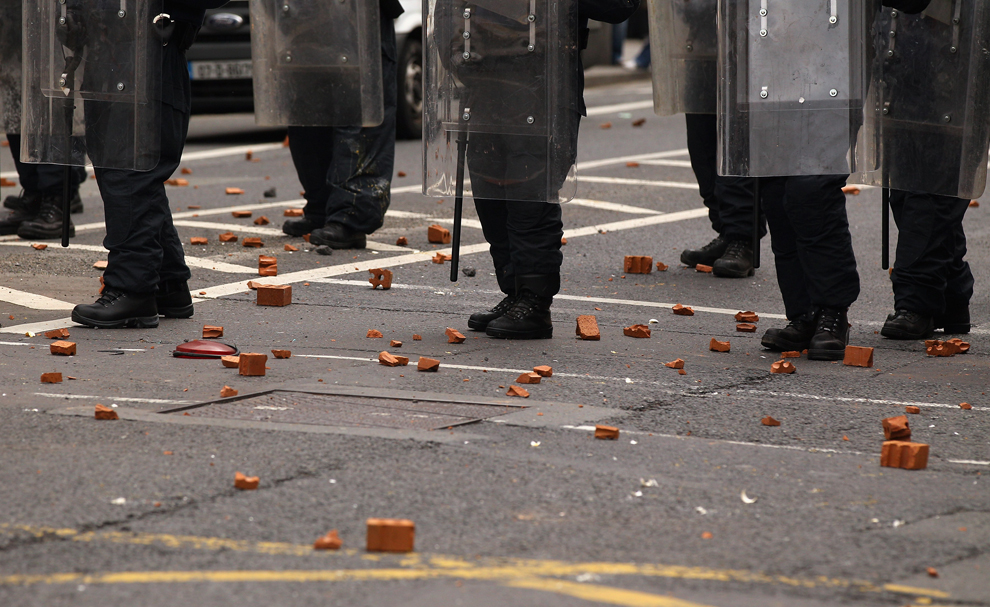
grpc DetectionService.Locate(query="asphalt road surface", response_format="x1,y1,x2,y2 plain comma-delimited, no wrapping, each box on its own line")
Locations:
1,80,988,607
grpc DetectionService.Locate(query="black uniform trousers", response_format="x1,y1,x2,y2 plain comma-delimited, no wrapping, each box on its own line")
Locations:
287,16,398,236
890,190,973,317
685,113,765,242
5,134,86,195
719,175,860,319
95,41,191,294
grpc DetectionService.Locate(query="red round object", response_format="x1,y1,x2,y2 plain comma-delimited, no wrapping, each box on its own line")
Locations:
172,340,238,359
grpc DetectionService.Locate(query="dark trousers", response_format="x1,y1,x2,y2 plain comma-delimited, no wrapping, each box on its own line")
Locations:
890,190,973,317
754,175,860,319
95,43,191,294
685,113,765,242
474,200,564,295
287,17,398,235
5,133,86,195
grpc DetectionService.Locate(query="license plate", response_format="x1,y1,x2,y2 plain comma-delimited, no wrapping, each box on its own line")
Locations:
189,60,253,80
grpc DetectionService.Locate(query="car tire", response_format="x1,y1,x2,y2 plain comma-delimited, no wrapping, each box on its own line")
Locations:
396,33,423,140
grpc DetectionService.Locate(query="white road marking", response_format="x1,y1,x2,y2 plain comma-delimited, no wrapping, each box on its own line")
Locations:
585,99,655,117
637,159,694,168
180,142,284,163
430,217,485,230
567,199,661,215
0,341,34,346
579,176,699,190
563,207,709,238
364,241,419,252
182,257,257,274
32,393,190,405
0,287,75,311
0,241,107,252
726,389,989,412
0,317,74,334
172,220,284,237
555,293,788,320
576,149,689,171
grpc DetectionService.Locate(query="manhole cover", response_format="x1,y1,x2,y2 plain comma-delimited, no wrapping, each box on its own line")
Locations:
160,391,523,431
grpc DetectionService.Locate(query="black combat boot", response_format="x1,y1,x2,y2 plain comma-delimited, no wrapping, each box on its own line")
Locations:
485,274,557,340
71,288,159,329
881,309,934,340
935,300,971,334
808,307,850,361
157,279,195,319
0,191,41,235
16,193,74,239
4,189,83,214
309,222,367,249
760,311,817,352
468,293,517,331
282,215,324,237
680,236,729,267
712,240,755,278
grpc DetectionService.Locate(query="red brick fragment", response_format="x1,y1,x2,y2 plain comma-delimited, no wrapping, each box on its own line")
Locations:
427,224,452,244
665,358,685,369
506,385,530,398
843,346,874,368
761,416,781,426
882,415,911,441
960,402,973,410
710,338,730,353
594,425,619,440
219,232,238,243
253,216,270,226
623,324,651,338
238,353,268,376
165,178,189,186
190,237,208,245
366,518,415,552
220,386,238,397
623,255,653,274
369,268,393,290
242,237,263,248
396,236,408,246
284,208,303,217
181,167,193,175
969,200,979,208
677,369,687,375
736,323,757,333
516,372,542,384
632,118,647,127
258,266,278,277
94,404,118,420
734,311,759,322
533,365,553,377
379,352,410,367
226,187,245,195
880,441,929,470
781,351,801,358
44,328,70,339
271,349,291,359
221,355,240,368
232,210,252,218
258,255,277,267
50,341,76,356
770,360,796,374
314,530,343,550
202,325,223,339
561,237,568,245
946,338,970,353
234,472,259,490
257,284,292,306
672,304,694,316
284,244,299,252
367,330,383,338
905,406,921,414
432,253,452,264
656,262,668,271
31,243,48,250
626,161,640,168
927,567,939,578
841,185,861,195
445,328,466,343
417,357,440,372
576,315,601,340
41,372,62,384
412,334,422,341
696,264,713,273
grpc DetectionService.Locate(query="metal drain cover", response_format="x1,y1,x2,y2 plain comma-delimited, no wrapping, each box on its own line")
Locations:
161,390,523,431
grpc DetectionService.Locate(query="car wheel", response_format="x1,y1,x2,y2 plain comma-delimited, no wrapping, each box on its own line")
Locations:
396,33,423,140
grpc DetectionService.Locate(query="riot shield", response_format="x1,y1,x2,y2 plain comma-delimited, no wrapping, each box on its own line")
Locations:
250,0,384,127
648,0,718,116
21,0,163,170
863,2,990,199
422,0,581,205
718,0,874,177
0,0,22,134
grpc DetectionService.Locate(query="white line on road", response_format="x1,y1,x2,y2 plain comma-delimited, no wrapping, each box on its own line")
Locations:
579,176,699,190
577,149,689,171
567,199,661,215
728,389,989,412
0,318,74,334
563,208,710,238
173,220,285,237
32,393,190,405
180,142,285,163
638,159,694,168
0,287,75,310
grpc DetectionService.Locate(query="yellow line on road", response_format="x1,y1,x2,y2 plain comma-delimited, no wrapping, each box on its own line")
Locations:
506,579,714,607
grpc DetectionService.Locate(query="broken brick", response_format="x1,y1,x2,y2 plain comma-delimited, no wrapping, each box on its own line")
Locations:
882,415,911,441
226,187,245,195
95,404,118,420
960,402,973,410
841,185,861,195
905,406,921,414
656,262,668,271
623,324,651,338
623,255,653,274
379,351,409,367
253,216,270,226
390,340,402,348
672,304,694,316
259,255,277,267
533,365,553,377
561,237,568,245
445,328,466,344
927,567,939,578
232,210,252,218
736,323,757,333
284,208,303,217
432,253,451,264
238,353,268,376
284,244,298,252
413,335,422,341
506,385,530,398
594,425,620,440
44,328,70,339
665,358,685,369
946,338,970,353
677,369,687,375
190,237,208,245
219,232,238,243
220,386,238,397
396,236,408,246
0,177,16,186
709,338,730,353
257,284,292,306
843,345,874,368
366,518,415,552
781,351,801,358
259,266,278,277
303,234,311,243
427,224,452,244
40,372,62,384
221,355,240,368
93,260,108,270
575,315,601,340
367,330,384,338
696,264,713,273
516,372,542,384
927,340,960,357
181,167,193,175
417,357,440,372
246,281,261,290
234,472,259,490
761,416,781,426
202,325,224,339
600,122,612,129
50,341,76,356
271,349,291,359
626,161,640,168
969,200,979,208
632,118,647,127
880,441,929,470
242,237,263,248
369,268,393,290
770,360,795,374
31,243,48,250
734,311,759,323
165,178,189,186
314,530,343,550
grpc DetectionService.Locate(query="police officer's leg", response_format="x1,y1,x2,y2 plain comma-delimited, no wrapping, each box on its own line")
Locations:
681,113,729,266
756,177,818,351
939,206,974,334
6,136,87,237
285,126,335,236
468,198,518,331
0,134,43,234
784,175,860,360
310,15,398,249
712,174,765,278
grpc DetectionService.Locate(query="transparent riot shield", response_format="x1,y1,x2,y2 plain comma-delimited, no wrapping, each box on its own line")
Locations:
0,0,22,134
718,0,874,177
863,2,990,199
250,0,383,127
21,0,163,170
648,0,718,116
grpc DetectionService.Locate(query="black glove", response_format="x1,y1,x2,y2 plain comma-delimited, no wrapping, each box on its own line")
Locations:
881,0,932,14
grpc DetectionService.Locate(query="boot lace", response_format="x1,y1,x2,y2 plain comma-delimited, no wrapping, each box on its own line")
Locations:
700,236,726,253
489,294,517,315
721,240,750,260
95,288,125,307
816,308,844,336
502,291,542,321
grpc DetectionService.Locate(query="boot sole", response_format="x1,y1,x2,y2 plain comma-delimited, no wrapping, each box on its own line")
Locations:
485,327,553,340
467,318,491,331
760,335,810,352
880,325,934,340
309,234,367,249
159,304,195,319
17,227,75,239
712,266,755,278
71,311,159,329
5,201,83,213
807,347,846,361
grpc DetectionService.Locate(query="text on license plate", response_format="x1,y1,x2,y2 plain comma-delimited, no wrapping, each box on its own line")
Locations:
189,60,253,80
